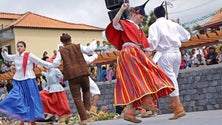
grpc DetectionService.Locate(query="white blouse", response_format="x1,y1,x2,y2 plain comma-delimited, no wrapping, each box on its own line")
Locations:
83,53,98,64
41,68,64,93
1,51,51,80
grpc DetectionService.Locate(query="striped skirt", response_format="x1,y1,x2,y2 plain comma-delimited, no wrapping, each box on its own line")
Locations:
114,46,175,107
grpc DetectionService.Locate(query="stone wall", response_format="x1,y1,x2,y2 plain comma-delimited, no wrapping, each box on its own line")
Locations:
66,63,222,115
158,63,222,114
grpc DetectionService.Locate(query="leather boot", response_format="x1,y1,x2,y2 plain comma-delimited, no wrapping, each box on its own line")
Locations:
88,106,99,122
124,112,142,123
79,119,88,125
169,103,186,120
123,106,142,124
59,116,67,125
86,110,98,117
168,97,174,110
90,105,98,115
141,96,158,112
140,108,151,118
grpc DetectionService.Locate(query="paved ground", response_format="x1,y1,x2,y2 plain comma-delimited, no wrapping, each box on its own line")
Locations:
88,109,222,125
1,110,221,124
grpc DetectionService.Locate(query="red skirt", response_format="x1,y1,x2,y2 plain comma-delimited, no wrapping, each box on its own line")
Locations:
40,90,72,116
114,46,175,107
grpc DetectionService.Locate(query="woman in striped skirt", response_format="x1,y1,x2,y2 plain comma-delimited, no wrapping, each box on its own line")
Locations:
105,2,175,123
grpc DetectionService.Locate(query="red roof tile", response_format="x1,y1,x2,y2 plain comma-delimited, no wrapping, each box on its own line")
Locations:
0,12,22,19
202,8,222,28
0,11,104,31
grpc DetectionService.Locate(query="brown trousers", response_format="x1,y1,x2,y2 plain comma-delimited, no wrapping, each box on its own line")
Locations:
69,76,90,121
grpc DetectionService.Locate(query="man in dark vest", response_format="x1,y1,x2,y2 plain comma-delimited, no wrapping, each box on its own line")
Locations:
51,33,97,125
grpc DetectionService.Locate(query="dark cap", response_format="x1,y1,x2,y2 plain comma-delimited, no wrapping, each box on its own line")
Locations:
134,0,149,16
154,1,165,18
60,33,71,43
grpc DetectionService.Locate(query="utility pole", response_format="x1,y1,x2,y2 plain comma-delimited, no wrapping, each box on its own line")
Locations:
164,0,168,19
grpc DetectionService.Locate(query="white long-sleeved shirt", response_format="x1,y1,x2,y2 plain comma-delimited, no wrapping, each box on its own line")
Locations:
1,51,51,80
147,17,191,52
41,68,64,93
51,41,97,68
83,54,98,65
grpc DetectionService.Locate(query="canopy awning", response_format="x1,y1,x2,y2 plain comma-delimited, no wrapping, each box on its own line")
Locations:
92,51,119,65
181,30,222,50
92,30,222,65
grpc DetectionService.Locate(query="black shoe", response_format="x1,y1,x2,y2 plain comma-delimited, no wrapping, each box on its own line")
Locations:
35,116,56,122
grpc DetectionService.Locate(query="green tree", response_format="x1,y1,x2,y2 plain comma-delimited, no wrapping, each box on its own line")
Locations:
139,11,156,36
192,24,204,34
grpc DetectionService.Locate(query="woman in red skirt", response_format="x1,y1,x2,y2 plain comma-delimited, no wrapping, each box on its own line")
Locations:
40,58,71,124
105,1,175,123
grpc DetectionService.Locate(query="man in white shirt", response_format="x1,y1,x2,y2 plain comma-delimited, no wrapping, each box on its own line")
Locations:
146,2,191,120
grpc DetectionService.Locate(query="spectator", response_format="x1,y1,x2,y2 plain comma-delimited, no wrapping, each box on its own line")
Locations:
186,49,196,68
51,50,57,59
98,65,106,82
202,46,208,59
1,62,11,73
217,46,222,63
106,64,114,82
90,67,97,82
195,47,203,57
112,62,117,80
0,80,7,101
95,41,102,54
42,51,49,61
101,41,109,54
206,46,218,65
194,54,206,67
180,55,187,69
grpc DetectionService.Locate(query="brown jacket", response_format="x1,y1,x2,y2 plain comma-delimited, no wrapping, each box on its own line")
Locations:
59,44,89,80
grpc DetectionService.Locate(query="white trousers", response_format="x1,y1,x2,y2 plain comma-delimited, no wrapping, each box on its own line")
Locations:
157,50,181,96
89,77,101,96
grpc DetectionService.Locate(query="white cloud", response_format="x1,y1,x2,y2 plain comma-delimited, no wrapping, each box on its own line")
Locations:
0,0,222,28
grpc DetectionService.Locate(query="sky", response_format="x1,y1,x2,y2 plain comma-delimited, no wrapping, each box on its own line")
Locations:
0,0,222,29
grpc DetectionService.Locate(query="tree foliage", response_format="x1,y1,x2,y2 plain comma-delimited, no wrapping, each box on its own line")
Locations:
192,24,204,34
139,11,156,36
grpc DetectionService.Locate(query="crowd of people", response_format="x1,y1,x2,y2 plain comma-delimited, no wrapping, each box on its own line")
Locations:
180,45,222,69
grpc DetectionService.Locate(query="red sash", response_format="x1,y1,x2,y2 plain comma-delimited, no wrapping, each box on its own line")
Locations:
23,52,36,76
23,52,30,76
